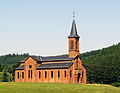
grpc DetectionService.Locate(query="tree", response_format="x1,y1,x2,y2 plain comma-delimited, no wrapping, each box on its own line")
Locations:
7,66,12,74
2,67,8,82
7,66,13,81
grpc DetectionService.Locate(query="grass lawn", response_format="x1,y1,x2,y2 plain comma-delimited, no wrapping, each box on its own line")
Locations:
0,82,120,93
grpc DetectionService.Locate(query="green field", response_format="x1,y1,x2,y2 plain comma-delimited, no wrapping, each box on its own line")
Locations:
0,82,120,93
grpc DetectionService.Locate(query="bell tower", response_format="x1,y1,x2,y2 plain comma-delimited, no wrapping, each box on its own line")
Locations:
68,13,80,58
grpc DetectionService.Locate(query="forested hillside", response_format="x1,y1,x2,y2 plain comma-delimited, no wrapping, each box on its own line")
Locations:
0,53,29,65
0,43,120,84
80,42,120,84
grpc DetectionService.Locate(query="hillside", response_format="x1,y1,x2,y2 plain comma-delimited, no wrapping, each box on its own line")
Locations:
0,53,29,65
81,43,120,84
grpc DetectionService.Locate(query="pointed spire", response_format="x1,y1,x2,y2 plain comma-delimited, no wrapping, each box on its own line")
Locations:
68,12,79,38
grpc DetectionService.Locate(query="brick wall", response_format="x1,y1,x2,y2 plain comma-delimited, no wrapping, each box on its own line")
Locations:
15,56,86,84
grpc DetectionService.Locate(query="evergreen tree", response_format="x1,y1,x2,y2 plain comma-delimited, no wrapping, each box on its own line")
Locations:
2,67,8,82
7,66,12,74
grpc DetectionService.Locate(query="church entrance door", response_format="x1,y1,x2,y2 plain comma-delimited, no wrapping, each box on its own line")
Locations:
77,73,80,83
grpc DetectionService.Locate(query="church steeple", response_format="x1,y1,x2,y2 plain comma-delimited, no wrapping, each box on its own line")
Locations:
68,13,80,38
68,13,80,58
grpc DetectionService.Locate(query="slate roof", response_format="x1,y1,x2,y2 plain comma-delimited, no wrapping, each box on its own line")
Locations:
68,16,79,38
20,55,73,63
36,62,74,69
15,65,24,70
40,55,73,62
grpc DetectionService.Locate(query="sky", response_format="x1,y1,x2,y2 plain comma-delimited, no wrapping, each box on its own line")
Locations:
0,0,120,56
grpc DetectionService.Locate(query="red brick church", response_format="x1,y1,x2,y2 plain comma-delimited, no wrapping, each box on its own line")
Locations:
15,15,86,83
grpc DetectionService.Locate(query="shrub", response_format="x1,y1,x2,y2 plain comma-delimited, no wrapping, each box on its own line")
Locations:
2,67,8,82
112,82,120,87
0,72,3,82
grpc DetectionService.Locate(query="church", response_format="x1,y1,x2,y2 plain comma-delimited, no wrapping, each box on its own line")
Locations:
15,15,86,84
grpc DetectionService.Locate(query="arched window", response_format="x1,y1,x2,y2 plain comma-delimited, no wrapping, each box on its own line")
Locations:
64,70,66,78
71,40,74,49
58,71,60,78
17,72,19,79
22,72,24,78
70,71,72,77
31,70,32,78
39,71,41,78
28,69,32,78
28,70,30,78
51,71,53,78
45,71,47,78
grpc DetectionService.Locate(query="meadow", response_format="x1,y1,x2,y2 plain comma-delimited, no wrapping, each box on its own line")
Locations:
0,82,120,93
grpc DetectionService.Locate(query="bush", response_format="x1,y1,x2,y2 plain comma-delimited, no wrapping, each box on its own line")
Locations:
112,82,120,87
2,67,8,82
0,72,3,82
0,72,11,82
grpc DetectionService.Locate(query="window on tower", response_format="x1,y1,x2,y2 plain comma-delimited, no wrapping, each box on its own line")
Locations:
71,40,74,49
76,40,78,49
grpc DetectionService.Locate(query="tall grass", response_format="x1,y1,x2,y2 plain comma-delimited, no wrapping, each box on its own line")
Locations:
0,82,120,93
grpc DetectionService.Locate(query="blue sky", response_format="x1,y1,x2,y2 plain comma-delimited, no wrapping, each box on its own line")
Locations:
0,0,120,56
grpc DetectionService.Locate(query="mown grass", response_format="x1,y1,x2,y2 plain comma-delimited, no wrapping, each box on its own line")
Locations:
0,82,120,93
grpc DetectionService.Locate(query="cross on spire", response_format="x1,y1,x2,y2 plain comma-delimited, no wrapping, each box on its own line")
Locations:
73,11,75,17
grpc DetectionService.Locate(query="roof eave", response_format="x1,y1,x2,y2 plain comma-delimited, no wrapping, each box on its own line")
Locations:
15,68,24,70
